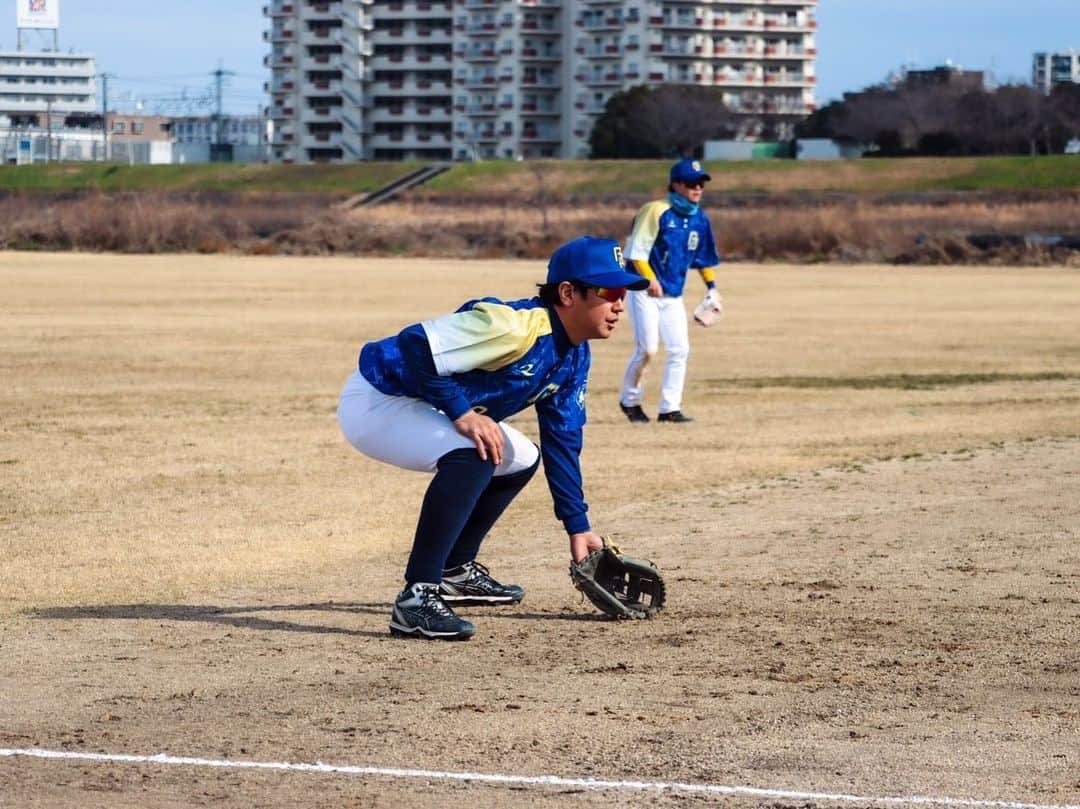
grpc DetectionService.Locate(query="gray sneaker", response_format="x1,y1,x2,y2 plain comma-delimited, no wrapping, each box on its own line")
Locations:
389,582,476,640
440,560,525,606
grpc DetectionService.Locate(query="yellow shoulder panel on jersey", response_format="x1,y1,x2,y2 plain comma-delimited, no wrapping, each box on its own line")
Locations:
422,303,553,376
625,199,671,262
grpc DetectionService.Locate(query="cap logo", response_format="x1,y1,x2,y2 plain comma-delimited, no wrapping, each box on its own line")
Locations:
613,245,624,268
691,161,701,172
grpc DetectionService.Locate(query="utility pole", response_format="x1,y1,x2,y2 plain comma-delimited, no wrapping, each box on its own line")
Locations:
101,73,113,162
45,99,52,163
211,61,236,159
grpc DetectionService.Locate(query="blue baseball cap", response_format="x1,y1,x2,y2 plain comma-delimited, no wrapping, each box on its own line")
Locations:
669,158,712,184
546,236,650,291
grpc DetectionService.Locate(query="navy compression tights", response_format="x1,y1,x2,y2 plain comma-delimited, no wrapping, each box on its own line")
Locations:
404,447,540,585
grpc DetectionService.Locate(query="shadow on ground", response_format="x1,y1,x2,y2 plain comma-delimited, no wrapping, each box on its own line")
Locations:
29,602,604,637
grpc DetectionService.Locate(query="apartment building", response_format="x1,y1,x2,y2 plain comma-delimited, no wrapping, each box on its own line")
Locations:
265,0,816,162
0,50,96,123
1033,51,1080,94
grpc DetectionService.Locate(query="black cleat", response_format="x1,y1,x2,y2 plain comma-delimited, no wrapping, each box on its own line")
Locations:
389,582,476,640
440,561,525,606
619,403,651,423
657,410,694,423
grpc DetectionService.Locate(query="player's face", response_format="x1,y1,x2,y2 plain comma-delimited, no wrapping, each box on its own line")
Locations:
579,285,625,340
557,282,626,344
673,180,706,204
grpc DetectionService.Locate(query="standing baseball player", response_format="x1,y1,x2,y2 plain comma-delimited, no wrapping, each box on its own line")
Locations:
338,236,649,641
618,158,722,424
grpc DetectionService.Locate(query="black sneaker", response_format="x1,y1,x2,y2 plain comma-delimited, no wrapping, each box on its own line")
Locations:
389,582,476,640
657,410,694,423
440,561,525,606
619,403,651,423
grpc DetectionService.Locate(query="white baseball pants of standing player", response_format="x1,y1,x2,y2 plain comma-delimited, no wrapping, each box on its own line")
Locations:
619,290,690,416
337,371,539,476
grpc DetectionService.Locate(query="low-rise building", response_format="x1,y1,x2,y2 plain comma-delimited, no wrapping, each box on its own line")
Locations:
904,64,984,91
0,50,96,123
1033,50,1080,94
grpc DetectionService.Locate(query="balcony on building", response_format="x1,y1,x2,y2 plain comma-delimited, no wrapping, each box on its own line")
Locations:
463,46,498,62
264,1,295,17
300,20,342,46
763,70,814,87
463,73,498,88
661,12,704,30
519,124,559,143
520,46,561,62
709,14,760,32
711,69,761,87
301,97,343,121
265,25,296,42
578,15,621,31
581,44,619,60
382,0,454,16
519,96,560,116
266,77,298,94
761,42,813,60
304,1,344,22
466,17,498,35
581,70,621,87
762,14,816,33
521,14,559,32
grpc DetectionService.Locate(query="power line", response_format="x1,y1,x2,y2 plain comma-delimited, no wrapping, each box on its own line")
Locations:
211,60,237,147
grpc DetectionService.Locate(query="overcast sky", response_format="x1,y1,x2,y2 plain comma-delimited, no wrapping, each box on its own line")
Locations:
7,1,1079,114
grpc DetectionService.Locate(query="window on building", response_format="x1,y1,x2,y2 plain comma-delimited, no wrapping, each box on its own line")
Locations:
132,122,144,135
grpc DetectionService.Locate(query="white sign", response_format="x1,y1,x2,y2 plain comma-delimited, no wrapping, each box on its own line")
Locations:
17,0,60,29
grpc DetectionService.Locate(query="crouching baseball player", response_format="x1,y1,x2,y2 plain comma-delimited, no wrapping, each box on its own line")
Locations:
338,236,649,641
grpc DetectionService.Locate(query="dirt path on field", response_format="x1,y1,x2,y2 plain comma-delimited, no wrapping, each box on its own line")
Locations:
2,438,1077,809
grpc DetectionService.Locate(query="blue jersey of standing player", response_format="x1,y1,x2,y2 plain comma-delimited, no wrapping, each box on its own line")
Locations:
358,296,592,534
626,201,720,297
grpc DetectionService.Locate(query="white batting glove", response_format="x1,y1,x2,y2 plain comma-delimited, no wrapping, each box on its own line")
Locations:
693,289,723,327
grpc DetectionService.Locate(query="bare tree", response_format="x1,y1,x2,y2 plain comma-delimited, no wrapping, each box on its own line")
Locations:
634,85,736,157
589,84,735,158
799,77,1080,155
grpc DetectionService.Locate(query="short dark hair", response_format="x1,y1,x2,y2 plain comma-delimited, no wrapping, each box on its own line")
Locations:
537,280,589,307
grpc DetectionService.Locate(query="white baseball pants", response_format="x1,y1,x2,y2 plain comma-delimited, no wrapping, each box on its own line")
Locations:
337,371,539,476
619,291,690,415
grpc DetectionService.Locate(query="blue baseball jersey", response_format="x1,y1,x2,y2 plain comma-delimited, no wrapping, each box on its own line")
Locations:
358,296,593,533
625,201,720,297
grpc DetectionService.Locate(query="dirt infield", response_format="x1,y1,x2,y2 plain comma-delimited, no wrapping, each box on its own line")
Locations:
1,253,1078,807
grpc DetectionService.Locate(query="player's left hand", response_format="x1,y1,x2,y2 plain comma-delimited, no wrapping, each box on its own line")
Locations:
453,410,505,466
693,289,723,327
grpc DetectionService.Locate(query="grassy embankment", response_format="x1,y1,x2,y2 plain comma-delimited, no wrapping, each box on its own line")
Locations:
1,155,1078,195
0,156,1077,261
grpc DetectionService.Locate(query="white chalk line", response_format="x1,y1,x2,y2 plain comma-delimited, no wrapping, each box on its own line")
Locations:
2,747,1077,809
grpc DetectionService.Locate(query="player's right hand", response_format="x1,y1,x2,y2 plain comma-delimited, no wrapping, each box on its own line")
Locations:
453,410,504,466
647,279,663,298
569,531,605,564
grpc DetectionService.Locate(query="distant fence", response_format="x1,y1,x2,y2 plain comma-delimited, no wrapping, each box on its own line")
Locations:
2,129,267,165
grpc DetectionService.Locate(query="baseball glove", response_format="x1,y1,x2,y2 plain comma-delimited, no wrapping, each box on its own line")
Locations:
569,540,666,620
693,289,723,327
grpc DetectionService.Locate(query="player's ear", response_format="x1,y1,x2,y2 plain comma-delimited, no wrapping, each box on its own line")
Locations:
558,281,576,307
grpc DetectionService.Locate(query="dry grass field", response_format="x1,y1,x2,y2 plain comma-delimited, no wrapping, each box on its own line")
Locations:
1,252,1078,808
4,192,1079,265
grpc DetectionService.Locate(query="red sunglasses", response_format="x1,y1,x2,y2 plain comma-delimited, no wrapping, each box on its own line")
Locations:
589,286,627,303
